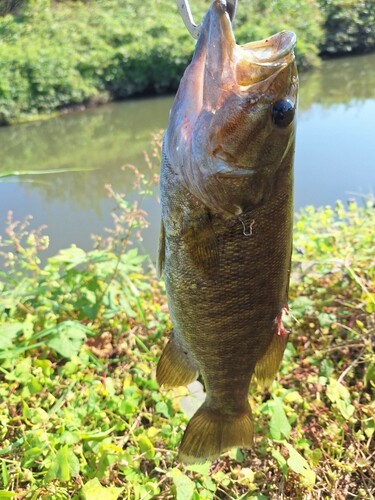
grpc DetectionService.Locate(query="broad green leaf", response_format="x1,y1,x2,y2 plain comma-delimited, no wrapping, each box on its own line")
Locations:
336,399,355,419
50,246,88,269
326,378,350,404
271,449,288,476
326,378,355,418
284,443,316,487
82,478,123,500
169,468,195,500
45,446,79,482
270,397,291,440
0,492,16,499
185,462,211,475
0,323,23,349
155,401,171,418
47,322,87,358
137,436,155,460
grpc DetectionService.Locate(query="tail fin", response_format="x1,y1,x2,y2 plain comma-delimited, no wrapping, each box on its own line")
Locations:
178,402,253,464
254,331,288,387
156,334,198,389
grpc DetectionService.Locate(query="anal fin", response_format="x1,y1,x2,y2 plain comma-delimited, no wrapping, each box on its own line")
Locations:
156,333,198,389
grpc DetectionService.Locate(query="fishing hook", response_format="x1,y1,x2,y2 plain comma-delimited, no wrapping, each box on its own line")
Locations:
238,217,255,237
176,0,238,39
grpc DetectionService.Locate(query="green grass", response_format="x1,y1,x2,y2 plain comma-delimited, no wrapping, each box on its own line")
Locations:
0,167,374,498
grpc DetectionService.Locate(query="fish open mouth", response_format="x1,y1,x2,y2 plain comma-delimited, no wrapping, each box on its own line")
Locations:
235,31,296,86
199,0,297,89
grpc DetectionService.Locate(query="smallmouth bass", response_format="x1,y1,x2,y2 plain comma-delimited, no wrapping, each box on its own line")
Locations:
157,0,298,463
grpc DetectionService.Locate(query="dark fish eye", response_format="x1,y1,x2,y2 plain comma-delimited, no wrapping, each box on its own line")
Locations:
271,99,295,128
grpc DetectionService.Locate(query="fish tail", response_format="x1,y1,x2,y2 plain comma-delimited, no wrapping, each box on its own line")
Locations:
156,334,198,388
254,329,289,387
178,402,253,464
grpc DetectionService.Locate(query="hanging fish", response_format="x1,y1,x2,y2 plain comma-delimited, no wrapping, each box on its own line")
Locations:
157,0,298,463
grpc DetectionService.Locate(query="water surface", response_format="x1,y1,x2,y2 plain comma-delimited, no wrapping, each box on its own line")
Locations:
0,53,374,261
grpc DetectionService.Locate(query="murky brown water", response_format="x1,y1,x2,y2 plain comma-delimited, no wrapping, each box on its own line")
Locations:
0,53,374,261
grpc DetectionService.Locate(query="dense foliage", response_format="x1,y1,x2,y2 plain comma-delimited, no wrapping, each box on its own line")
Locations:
0,175,374,498
319,0,375,55
0,0,323,125
1,1,374,125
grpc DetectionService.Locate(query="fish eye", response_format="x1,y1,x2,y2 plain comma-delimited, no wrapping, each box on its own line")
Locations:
271,99,295,128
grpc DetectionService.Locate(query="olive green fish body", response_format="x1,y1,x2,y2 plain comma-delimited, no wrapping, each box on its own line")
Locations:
157,0,298,463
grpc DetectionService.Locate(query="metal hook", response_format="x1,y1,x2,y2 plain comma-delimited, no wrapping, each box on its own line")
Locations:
176,0,238,39
239,217,255,237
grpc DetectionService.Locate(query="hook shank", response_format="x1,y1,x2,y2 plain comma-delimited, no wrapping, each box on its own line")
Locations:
176,0,237,39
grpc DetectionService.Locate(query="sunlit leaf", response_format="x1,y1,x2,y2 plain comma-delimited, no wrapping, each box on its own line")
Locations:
47,321,88,358
45,445,79,482
169,469,195,500
270,397,291,440
82,478,123,500
137,436,155,460
284,443,316,487
185,462,211,475
0,323,23,349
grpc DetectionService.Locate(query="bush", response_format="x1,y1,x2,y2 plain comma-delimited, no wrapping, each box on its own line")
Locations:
0,0,324,124
319,0,375,55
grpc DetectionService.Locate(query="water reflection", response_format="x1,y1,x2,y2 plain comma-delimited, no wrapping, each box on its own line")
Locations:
299,53,375,110
0,97,171,209
0,53,374,260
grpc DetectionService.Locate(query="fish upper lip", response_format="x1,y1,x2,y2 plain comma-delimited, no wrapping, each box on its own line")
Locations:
238,31,297,65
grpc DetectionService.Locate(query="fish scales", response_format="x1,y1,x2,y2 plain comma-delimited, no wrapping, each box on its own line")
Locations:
157,0,298,463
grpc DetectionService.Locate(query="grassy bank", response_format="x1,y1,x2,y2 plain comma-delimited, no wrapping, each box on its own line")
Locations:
0,175,374,498
0,0,373,125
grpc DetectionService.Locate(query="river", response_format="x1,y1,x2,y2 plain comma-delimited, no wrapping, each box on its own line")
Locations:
0,53,374,262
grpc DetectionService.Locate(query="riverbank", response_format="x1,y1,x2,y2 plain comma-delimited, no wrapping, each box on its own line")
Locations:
0,0,374,125
0,196,374,498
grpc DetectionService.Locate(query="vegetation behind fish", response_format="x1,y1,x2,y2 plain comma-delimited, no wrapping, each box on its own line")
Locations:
1,0,375,125
0,142,373,496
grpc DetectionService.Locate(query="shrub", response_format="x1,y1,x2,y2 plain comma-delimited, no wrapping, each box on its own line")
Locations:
0,0,325,124
319,0,375,55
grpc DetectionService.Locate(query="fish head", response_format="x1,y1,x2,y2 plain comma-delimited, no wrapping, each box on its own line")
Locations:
165,0,298,215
